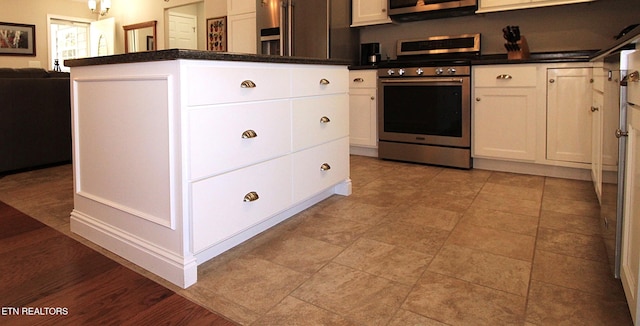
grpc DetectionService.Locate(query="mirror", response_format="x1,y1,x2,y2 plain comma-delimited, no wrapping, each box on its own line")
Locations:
123,21,157,53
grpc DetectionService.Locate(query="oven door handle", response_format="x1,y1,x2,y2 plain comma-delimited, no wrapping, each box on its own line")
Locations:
379,78,465,84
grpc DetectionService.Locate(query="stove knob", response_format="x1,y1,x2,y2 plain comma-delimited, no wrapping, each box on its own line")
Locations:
435,68,444,75
387,69,395,76
398,68,405,76
447,67,457,75
416,68,424,75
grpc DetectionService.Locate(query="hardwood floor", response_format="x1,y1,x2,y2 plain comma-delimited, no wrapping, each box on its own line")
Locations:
0,201,236,326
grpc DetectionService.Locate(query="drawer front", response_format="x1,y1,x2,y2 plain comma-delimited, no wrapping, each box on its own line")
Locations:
628,51,640,106
292,137,349,203
192,156,292,252
292,94,349,151
473,65,537,87
188,100,291,180
349,70,377,89
291,66,348,97
186,64,291,106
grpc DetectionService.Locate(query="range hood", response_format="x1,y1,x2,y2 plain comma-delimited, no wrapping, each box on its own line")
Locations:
388,0,478,22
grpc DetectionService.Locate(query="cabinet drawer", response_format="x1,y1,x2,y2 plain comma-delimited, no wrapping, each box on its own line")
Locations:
292,66,348,97
349,70,377,89
186,63,291,106
473,65,537,87
292,137,349,202
292,94,349,151
191,156,292,252
188,100,291,180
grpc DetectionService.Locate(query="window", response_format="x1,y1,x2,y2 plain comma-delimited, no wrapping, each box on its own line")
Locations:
49,18,90,72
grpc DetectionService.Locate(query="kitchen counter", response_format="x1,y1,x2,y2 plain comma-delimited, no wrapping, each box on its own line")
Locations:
348,50,596,70
65,48,353,67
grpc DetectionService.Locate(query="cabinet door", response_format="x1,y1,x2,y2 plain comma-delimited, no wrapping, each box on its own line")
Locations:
227,12,256,54
349,88,377,147
621,49,640,324
622,103,640,325
351,0,391,27
591,90,603,202
473,87,537,161
547,68,593,163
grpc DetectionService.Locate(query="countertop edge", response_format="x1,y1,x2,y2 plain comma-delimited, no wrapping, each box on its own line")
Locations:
65,49,354,67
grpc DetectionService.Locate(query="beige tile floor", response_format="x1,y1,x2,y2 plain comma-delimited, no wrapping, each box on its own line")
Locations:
0,155,633,325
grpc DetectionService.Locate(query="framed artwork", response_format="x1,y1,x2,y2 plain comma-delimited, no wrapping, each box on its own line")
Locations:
207,16,226,52
0,22,36,56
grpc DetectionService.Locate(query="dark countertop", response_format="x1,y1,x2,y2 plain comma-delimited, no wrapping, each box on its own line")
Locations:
65,49,353,67
349,50,597,70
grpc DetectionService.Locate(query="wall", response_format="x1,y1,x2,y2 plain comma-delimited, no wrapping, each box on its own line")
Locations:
0,0,219,68
0,0,94,68
360,0,640,59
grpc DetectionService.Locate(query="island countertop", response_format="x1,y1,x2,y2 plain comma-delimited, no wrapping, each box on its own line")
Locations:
64,48,353,67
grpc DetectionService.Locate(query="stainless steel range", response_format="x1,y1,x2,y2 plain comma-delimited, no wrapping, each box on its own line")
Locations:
377,34,480,169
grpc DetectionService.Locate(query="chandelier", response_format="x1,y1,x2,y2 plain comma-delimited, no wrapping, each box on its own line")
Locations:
88,0,111,16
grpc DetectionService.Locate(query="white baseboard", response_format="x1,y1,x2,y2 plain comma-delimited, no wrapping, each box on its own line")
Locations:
473,158,592,181
70,210,197,288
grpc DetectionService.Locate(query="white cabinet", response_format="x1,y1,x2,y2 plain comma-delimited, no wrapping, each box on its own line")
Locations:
351,0,391,27
70,59,351,289
348,70,377,153
591,90,603,201
477,0,595,13
227,12,257,54
227,0,255,15
547,67,593,164
472,65,537,161
621,49,640,325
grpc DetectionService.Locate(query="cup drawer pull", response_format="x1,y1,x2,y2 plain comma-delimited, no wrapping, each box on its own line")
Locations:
496,74,513,80
243,191,259,202
320,163,331,171
241,129,258,139
320,116,331,124
319,78,330,85
241,80,256,88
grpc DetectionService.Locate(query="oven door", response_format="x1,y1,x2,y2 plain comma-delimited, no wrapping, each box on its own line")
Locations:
378,76,470,148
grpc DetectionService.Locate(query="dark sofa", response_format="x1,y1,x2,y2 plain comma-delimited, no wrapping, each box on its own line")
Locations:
0,68,72,174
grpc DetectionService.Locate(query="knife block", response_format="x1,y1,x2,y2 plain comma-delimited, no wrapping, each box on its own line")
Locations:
506,36,530,60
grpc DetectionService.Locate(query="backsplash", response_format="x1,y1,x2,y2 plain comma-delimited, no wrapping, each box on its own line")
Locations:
360,0,640,59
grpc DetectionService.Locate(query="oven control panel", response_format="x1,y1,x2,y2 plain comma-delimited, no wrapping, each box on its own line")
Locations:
380,66,469,77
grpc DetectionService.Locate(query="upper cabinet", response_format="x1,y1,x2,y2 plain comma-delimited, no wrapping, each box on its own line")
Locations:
227,0,256,54
228,0,255,15
476,0,595,13
351,0,392,27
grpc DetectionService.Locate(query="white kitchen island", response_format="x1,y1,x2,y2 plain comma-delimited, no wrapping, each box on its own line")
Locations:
66,50,352,288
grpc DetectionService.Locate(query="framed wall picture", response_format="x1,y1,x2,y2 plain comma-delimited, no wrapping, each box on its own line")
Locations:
206,16,226,52
0,22,36,56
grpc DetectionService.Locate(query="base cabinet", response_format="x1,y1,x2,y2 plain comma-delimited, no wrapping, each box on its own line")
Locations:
348,70,377,150
547,67,594,164
472,65,537,161
70,59,351,289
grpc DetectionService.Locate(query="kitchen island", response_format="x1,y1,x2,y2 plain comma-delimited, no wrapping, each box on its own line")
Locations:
65,50,352,288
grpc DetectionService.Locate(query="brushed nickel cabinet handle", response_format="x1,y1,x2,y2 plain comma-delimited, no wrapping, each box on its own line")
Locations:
319,78,330,85
241,129,257,139
320,116,331,123
496,74,512,79
243,191,259,202
353,78,364,82
320,163,331,171
241,80,256,88
616,128,629,138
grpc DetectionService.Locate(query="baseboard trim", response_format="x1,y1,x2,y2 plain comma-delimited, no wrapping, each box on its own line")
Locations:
70,210,197,288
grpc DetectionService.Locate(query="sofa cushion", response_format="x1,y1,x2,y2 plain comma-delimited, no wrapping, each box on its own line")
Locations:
0,68,53,78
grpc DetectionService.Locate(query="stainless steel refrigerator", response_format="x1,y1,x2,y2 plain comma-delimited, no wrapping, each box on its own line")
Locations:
257,0,358,62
